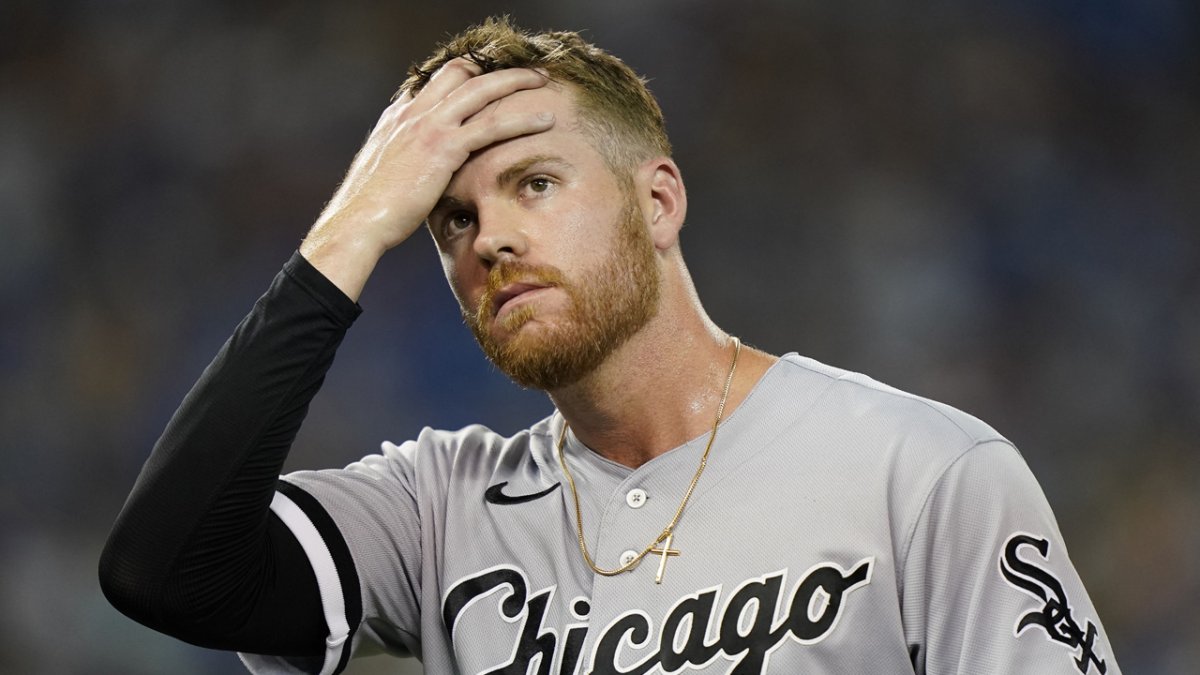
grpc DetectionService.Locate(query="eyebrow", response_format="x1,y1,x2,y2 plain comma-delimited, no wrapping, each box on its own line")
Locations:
429,194,468,220
494,154,573,189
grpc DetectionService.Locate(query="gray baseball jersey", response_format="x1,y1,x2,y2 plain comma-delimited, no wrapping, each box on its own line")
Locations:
240,353,1120,674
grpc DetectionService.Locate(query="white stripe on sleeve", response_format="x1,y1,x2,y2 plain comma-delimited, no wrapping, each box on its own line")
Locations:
269,490,351,675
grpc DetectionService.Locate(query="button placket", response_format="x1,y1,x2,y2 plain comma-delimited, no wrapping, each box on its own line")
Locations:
588,454,698,575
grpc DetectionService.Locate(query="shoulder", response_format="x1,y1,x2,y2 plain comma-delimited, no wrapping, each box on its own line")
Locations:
275,414,563,547
770,353,1008,454
341,413,561,482
752,353,1022,533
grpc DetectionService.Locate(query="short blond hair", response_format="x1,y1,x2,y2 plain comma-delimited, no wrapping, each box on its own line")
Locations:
400,16,672,176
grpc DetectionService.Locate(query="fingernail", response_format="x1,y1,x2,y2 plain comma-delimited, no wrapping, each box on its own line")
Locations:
538,112,555,122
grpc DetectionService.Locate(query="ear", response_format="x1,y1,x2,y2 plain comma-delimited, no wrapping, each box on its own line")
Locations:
636,157,687,251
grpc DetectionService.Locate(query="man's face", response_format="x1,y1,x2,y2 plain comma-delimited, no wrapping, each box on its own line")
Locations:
428,81,661,390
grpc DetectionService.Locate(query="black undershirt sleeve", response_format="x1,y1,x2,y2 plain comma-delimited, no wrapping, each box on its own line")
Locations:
99,251,363,657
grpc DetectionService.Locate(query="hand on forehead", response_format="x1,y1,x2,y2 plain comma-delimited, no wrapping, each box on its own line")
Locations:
467,83,569,130
299,54,561,289
426,59,562,124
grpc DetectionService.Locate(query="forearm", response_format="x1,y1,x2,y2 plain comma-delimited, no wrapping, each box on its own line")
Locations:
99,252,361,654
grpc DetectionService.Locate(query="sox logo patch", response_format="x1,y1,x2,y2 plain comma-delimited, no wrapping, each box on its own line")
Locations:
999,532,1108,674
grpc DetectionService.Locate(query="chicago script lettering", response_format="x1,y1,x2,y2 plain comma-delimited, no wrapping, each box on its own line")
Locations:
443,559,874,674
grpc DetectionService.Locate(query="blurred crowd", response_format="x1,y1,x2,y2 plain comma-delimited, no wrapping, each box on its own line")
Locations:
1,1,1196,673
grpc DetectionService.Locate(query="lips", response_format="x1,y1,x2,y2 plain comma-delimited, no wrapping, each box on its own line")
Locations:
491,282,551,319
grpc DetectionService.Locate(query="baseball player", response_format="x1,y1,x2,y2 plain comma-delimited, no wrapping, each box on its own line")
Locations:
100,17,1121,675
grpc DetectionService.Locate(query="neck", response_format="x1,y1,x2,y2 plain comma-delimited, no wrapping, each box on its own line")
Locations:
547,267,775,468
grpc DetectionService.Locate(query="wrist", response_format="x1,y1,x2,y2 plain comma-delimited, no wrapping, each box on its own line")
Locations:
299,232,386,303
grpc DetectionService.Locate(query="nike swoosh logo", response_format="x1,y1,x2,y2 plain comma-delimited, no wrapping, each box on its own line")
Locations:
484,481,562,505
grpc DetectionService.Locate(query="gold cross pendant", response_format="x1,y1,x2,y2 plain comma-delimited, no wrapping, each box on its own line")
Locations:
649,532,681,584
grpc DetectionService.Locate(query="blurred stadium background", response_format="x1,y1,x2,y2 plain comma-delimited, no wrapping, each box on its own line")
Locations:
1,1,1197,673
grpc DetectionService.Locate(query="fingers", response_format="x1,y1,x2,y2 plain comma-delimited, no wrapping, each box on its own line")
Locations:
405,58,482,115
392,61,554,159
430,67,549,123
383,60,551,156
458,111,556,154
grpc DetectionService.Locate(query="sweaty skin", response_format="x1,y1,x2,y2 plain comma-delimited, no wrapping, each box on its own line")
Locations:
300,59,557,302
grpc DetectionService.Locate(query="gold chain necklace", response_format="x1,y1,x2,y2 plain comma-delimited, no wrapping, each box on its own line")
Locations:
556,336,742,584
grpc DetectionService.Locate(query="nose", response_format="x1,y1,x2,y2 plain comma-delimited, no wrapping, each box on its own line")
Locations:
472,205,528,265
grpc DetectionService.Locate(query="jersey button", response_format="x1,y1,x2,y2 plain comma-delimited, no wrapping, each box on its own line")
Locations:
619,550,639,567
625,488,648,508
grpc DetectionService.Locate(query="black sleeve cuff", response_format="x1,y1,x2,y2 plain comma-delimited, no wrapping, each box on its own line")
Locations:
281,251,364,327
